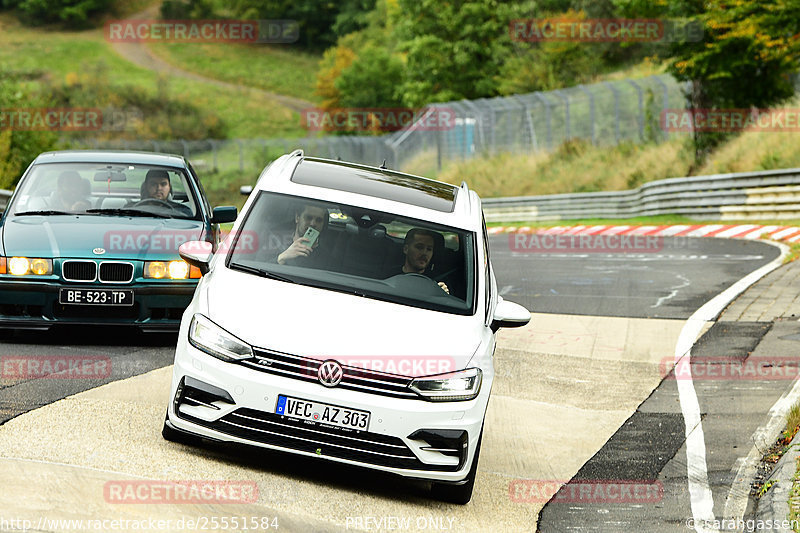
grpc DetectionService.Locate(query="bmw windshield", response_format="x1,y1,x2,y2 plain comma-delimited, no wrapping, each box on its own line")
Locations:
227,192,476,315
9,162,201,220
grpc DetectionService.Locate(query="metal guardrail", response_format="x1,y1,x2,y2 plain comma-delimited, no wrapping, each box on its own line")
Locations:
481,168,800,222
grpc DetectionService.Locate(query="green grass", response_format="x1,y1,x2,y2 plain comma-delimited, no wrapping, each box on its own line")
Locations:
199,169,253,210
0,14,306,139
147,42,320,103
405,138,697,199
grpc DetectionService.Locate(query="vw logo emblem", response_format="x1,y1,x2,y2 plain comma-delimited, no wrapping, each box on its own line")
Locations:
93,248,106,255
318,360,343,387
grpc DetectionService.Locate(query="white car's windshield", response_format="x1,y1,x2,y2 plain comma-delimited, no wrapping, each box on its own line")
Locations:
9,162,200,219
228,192,475,314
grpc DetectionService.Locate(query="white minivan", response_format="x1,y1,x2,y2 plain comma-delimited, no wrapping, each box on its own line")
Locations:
163,151,530,504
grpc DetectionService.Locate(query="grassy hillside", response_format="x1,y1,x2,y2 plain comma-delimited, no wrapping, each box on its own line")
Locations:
0,14,312,139
146,42,320,103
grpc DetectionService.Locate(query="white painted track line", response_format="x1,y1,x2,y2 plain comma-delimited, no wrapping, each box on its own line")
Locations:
673,241,789,533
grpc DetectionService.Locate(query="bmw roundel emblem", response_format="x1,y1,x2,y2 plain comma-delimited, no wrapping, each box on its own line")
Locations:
318,360,343,387
93,248,106,255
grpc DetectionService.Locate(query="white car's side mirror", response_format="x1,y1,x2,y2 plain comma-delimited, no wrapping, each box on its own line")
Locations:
179,241,213,275
491,298,531,332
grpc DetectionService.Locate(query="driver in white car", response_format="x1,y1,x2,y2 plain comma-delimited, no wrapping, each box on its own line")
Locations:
400,228,449,294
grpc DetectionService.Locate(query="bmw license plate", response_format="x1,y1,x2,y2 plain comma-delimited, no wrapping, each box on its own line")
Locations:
59,288,134,306
275,394,370,431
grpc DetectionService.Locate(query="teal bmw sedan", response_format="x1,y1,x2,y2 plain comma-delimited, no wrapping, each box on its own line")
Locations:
0,150,237,333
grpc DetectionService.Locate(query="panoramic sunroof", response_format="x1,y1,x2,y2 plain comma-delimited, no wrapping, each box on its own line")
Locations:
290,159,458,213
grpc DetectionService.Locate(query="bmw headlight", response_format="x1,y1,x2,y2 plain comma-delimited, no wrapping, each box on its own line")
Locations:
409,368,482,401
188,314,253,362
1,256,53,276
144,260,200,279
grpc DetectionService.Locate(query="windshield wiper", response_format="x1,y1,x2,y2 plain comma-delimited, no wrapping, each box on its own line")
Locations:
230,263,295,283
85,208,170,219
14,210,72,216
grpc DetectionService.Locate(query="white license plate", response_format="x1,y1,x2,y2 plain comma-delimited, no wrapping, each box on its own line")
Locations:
275,394,370,431
59,288,134,306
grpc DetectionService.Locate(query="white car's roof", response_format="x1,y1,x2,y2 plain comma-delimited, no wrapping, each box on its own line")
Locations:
252,151,482,231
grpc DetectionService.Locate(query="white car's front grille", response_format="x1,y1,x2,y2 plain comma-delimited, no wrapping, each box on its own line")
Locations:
181,407,461,471
241,349,419,399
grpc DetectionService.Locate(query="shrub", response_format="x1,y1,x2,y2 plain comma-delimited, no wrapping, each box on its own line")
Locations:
11,0,114,28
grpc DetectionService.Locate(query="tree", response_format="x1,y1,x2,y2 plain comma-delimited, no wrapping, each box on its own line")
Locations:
336,47,404,108
6,0,113,27
664,0,800,162
230,0,376,49
0,74,57,189
393,0,516,106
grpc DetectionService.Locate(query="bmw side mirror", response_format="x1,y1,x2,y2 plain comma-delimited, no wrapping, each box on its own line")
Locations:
491,298,531,333
211,206,237,224
179,241,213,275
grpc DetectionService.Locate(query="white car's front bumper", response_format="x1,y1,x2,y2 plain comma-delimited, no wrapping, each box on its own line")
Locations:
167,342,491,483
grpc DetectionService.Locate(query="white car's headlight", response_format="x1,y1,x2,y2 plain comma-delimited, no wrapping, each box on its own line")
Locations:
409,368,482,401
188,314,252,362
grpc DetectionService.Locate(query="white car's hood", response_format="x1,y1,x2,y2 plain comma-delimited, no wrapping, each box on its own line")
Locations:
203,267,481,376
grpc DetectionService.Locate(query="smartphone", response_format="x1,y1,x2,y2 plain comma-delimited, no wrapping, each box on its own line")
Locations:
302,226,320,248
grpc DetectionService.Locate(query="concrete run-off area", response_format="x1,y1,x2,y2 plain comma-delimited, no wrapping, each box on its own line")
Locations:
0,314,693,532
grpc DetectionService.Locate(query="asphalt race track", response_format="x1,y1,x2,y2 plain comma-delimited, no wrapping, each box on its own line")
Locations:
0,236,790,532
490,235,780,319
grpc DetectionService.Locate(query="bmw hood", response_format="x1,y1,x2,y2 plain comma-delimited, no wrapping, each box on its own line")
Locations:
1,215,206,260
203,268,484,377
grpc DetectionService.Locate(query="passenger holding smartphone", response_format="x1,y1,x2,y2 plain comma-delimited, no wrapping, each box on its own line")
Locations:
276,204,328,265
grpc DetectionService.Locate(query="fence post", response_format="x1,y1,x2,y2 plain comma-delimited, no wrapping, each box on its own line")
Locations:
577,84,595,145
211,140,218,172
436,127,443,170
626,79,645,141
236,140,244,172
603,82,621,144
463,100,484,157
512,95,538,152
488,100,497,154
533,92,552,149
650,75,670,141
553,89,570,141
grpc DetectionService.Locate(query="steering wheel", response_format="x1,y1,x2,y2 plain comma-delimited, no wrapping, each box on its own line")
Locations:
404,273,436,282
134,198,175,210
433,267,458,282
